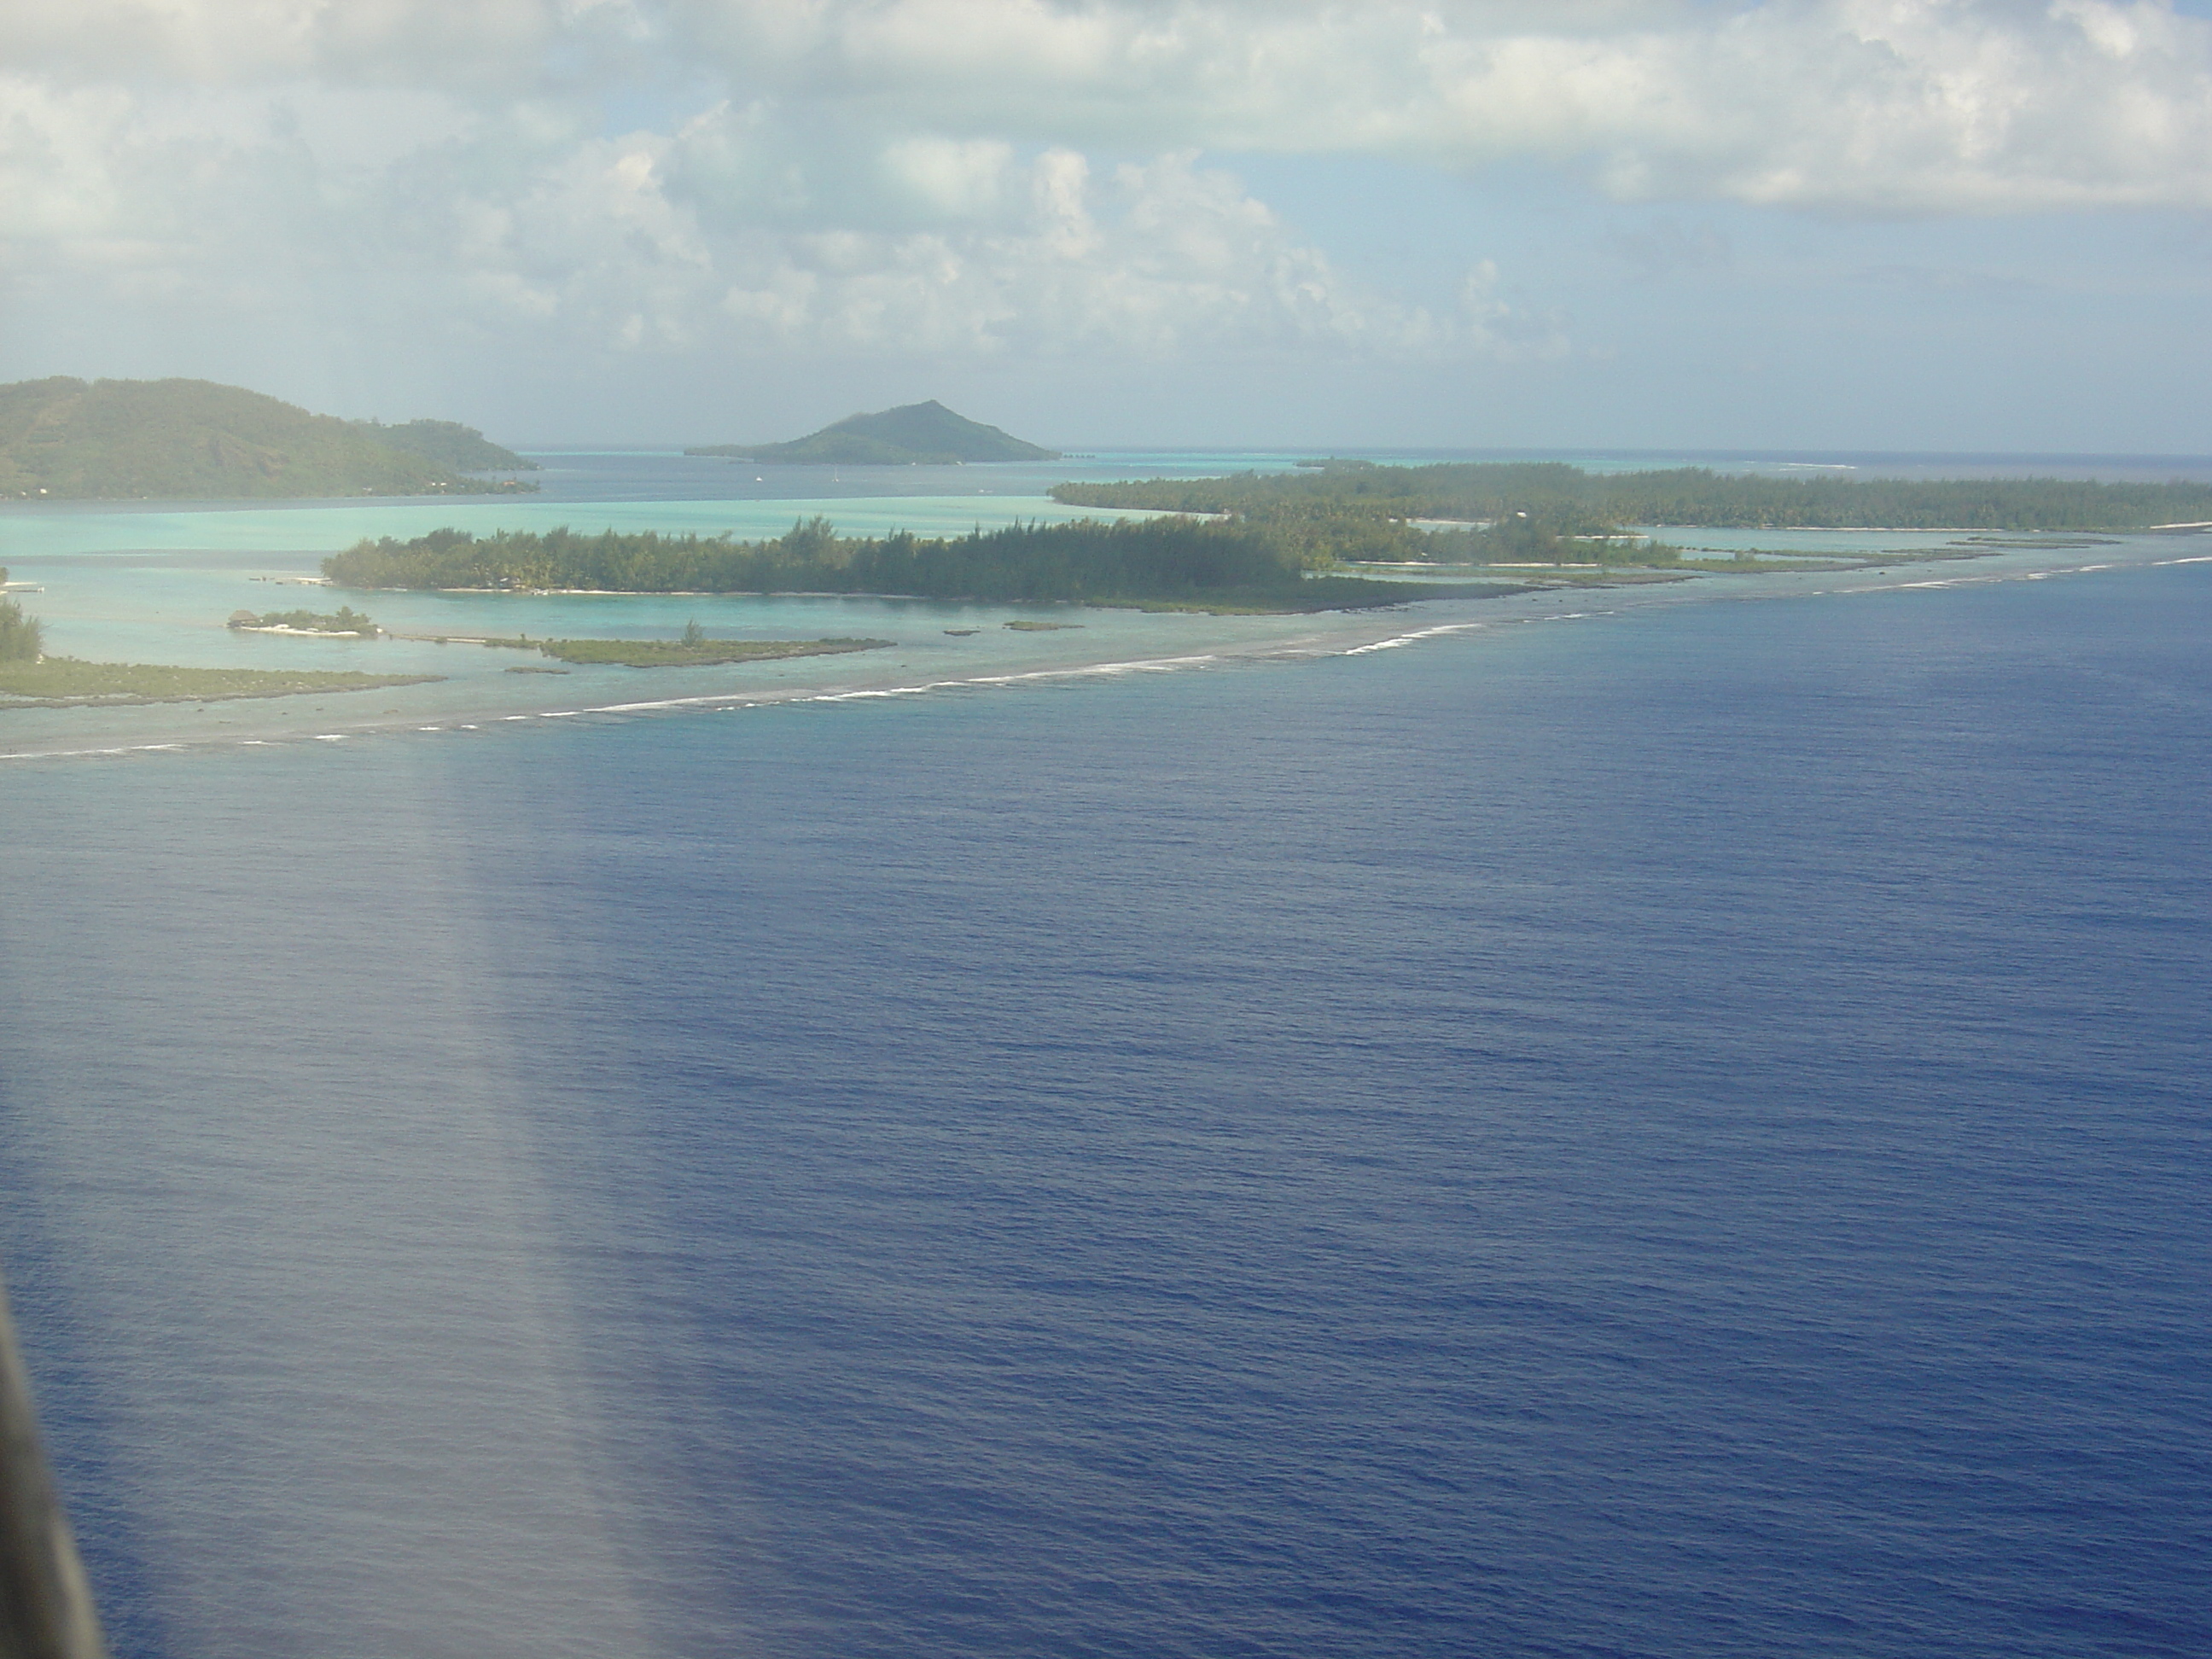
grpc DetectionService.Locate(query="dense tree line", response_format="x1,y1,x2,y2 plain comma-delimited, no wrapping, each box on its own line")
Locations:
1051,462,2212,532
323,516,1458,608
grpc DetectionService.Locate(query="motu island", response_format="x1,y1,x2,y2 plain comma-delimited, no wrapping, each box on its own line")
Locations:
686,401,1059,465
0,377,538,501
323,515,1476,612
229,608,380,636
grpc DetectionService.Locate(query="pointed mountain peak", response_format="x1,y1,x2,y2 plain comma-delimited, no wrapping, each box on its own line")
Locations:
689,402,1058,464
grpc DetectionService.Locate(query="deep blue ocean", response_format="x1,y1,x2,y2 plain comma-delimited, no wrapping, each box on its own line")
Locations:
2,564,2208,1657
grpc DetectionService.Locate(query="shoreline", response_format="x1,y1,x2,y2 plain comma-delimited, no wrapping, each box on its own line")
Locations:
2,538,2204,765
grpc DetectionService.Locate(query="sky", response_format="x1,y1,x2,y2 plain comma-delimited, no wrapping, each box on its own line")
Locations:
5,0,2212,451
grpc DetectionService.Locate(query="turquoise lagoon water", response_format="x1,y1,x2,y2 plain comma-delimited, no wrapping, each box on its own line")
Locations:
7,451,2205,765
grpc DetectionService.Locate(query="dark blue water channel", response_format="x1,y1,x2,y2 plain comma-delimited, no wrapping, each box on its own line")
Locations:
3,566,2208,1657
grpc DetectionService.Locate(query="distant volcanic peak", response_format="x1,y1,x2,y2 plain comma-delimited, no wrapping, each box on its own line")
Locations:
688,401,1058,464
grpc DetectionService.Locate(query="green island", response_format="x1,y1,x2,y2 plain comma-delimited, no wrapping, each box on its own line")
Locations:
228,607,379,635
1050,460,2212,568
687,400,1059,465
323,516,1474,613
0,377,538,500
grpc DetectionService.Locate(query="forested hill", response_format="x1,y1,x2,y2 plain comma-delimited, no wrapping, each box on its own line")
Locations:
1051,462,2212,532
0,378,537,500
689,401,1059,464
357,418,539,474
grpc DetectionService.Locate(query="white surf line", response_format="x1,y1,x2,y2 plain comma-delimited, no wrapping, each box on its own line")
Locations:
0,742,187,762
961,653,1225,685
1342,620,1496,655
1816,555,2180,602
1342,606,1626,655
800,654,1230,703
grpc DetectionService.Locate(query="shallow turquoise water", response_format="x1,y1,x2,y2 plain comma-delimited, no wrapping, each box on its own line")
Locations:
3,451,2205,765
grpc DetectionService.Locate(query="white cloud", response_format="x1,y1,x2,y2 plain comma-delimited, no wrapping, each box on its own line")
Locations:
1460,259,1569,361
0,0,581,87
675,0,2212,212
0,52,1508,364
0,76,132,244
466,142,1479,358
881,135,1014,218
11,3,2212,211
5,1,2212,380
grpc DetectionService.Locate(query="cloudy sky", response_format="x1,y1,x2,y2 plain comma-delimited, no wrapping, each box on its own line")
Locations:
6,0,2212,450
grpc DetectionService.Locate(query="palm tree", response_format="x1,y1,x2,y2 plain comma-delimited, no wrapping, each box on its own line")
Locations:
0,598,44,662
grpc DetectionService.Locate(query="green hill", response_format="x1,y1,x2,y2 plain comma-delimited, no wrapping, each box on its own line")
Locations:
0,378,536,500
688,400,1058,464
357,418,538,474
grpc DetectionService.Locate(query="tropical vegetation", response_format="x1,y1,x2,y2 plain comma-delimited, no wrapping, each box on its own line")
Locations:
0,597,42,662
1050,460,2212,540
323,516,1473,611
356,419,538,474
